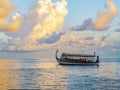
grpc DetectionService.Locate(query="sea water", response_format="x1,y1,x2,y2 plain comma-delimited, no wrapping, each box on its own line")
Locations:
0,58,120,90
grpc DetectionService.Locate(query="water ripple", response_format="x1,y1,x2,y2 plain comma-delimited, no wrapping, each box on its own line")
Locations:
0,59,120,89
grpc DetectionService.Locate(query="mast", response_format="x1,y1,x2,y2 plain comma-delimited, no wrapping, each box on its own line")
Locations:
94,51,96,57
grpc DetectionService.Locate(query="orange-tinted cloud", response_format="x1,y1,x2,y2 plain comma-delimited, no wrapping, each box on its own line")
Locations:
79,39,85,44
94,0,118,30
0,0,23,32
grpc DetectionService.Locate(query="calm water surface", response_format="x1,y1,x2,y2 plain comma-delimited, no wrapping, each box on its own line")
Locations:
0,58,120,90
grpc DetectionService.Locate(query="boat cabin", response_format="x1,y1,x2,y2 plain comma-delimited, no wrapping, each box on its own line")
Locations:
60,53,96,63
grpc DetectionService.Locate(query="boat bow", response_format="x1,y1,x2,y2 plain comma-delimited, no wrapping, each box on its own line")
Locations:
55,49,59,60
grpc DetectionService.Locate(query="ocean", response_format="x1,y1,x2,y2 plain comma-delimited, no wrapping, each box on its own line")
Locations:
0,58,120,90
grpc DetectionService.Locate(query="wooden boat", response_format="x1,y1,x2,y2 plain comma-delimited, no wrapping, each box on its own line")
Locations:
55,50,99,66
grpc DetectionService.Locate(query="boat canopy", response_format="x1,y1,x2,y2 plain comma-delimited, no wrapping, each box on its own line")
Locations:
61,53,95,57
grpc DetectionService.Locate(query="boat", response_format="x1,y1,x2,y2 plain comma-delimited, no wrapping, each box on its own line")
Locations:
55,50,99,66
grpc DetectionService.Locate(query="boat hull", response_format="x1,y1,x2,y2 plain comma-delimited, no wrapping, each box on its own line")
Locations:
57,59,99,66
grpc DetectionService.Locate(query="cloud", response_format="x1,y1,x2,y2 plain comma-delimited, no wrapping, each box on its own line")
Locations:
94,35,102,43
0,0,23,32
85,36,94,40
38,32,64,44
94,34,110,43
101,34,111,41
94,0,118,30
0,0,117,54
71,0,118,31
71,18,93,31
1,0,68,51
0,33,11,44
0,0,16,18
115,29,120,32
70,34,76,41
100,41,107,47
27,0,68,43
79,39,85,44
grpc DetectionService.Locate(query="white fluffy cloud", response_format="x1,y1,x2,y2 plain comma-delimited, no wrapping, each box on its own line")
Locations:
1,0,68,51
26,0,68,43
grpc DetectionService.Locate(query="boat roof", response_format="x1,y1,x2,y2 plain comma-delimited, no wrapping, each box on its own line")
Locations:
62,53,95,57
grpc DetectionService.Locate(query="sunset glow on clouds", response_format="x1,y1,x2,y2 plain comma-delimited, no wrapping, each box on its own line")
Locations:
94,0,118,30
71,1,118,31
0,0,23,31
0,0,120,57
27,0,68,43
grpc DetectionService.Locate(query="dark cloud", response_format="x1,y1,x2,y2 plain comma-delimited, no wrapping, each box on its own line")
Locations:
101,34,111,41
85,36,94,40
38,32,64,44
115,29,120,32
71,18,93,31
86,43,95,46
71,18,109,31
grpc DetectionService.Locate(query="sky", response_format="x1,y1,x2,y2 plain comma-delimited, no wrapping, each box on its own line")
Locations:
0,0,120,58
